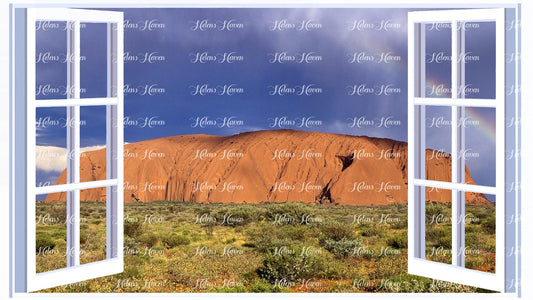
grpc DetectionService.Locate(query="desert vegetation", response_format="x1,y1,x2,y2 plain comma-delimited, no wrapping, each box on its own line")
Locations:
35,201,495,293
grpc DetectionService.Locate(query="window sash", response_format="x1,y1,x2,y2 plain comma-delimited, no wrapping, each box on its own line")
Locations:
408,8,506,292
34,98,119,107
413,98,496,108
413,180,496,195
26,8,123,292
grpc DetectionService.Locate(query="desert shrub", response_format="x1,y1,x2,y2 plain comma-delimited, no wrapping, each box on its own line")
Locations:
465,232,480,246
466,224,482,234
278,224,312,241
425,203,449,226
426,227,448,243
320,222,355,242
195,208,212,215
359,225,382,237
224,237,236,244
215,205,263,226
371,256,408,279
162,234,190,248
323,237,362,258
481,214,496,234
245,224,310,252
124,220,144,238
265,202,314,223
388,217,408,230
364,236,379,246
46,205,66,223
386,234,408,249
36,235,55,251
122,266,143,279
215,285,249,293
437,236,452,249
49,227,66,240
245,234,291,252
256,246,326,283
91,219,102,225
381,274,428,293
137,232,159,247
124,236,139,250
202,222,215,236
80,231,89,244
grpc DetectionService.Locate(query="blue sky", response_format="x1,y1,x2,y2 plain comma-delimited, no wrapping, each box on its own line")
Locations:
34,8,496,194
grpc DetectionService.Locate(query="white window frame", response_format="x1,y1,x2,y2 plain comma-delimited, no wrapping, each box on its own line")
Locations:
25,8,124,292
407,8,514,292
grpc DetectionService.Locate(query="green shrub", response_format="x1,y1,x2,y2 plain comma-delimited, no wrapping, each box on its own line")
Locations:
386,234,408,249
46,205,66,223
124,236,139,249
425,203,450,226
245,224,308,253
323,237,362,258
465,232,480,246
426,227,448,243
371,256,408,279
124,220,144,238
388,217,408,230
224,237,236,244
215,205,263,226
481,215,496,234
265,202,313,223
437,236,452,249
162,234,190,248
80,231,89,244
359,226,382,237
196,208,212,215
138,232,159,247
256,246,325,283
320,222,355,242
36,235,56,251
122,266,143,278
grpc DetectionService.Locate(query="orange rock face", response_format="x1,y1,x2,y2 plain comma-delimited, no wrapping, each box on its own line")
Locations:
45,130,491,206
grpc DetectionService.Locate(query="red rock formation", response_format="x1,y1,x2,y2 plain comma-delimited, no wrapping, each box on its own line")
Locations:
45,130,491,206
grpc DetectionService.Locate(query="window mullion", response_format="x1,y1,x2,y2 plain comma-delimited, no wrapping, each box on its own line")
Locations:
106,22,119,260
458,20,467,268
451,20,466,268
416,22,426,260
66,20,81,267
411,22,426,260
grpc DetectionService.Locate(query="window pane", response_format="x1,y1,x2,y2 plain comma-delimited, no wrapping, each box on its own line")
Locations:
80,187,108,265
36,108,67,188
464,192,495,273
80,106,108,182
35,21,68,100
424,106,451,182
424,22,451,98
463,107,496,187
80,22,108,98
425,187,452,264
36,195,67,273
463,22,496,99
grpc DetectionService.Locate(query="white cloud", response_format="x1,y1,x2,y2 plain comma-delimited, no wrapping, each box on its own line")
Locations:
35,145,106,172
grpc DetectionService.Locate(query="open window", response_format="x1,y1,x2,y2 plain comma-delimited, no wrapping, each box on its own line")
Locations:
15,8,124,292
408,8,519,293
